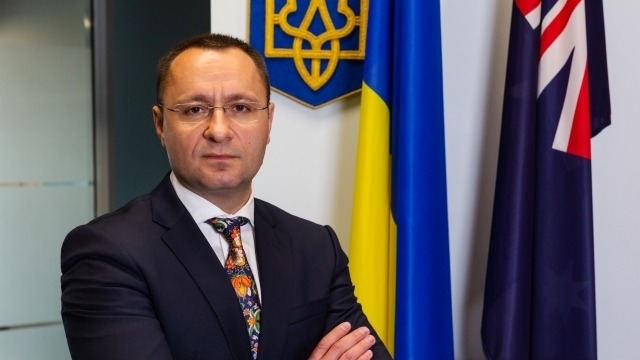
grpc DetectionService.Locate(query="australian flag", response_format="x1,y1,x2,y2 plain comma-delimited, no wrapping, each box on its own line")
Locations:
482,0,611,359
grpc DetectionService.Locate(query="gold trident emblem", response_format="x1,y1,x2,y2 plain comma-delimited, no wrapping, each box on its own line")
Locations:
265,0,368,90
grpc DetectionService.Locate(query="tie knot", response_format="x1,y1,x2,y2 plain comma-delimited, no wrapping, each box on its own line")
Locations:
207,216,249,240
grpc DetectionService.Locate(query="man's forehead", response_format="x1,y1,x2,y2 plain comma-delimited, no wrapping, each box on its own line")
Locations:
171,47,253,70
163,48,266,100
167,48,260,84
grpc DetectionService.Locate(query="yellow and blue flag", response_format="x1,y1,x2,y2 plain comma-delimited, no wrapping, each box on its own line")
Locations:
350,0,454,358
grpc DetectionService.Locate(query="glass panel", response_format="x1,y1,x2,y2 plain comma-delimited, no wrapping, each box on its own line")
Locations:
0,42,93,180
0,324,70,360
0,0,93,358
0,186,94,325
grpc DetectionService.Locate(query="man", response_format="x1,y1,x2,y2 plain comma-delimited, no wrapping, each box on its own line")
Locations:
61,33,392,360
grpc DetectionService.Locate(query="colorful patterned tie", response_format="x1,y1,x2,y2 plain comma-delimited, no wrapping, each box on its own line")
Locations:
207,216,261,359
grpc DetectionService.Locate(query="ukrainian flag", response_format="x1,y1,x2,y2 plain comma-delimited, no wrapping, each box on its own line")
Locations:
350,0,454,358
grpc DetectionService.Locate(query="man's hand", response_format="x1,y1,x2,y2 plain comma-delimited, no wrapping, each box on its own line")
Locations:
308,322,376,360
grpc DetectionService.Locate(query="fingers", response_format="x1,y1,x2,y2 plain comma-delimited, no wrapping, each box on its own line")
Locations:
356,350,374,360
308,322,376,360
309,322,352,360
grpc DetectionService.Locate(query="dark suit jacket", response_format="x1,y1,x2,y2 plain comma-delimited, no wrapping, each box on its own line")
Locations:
61,175,392,359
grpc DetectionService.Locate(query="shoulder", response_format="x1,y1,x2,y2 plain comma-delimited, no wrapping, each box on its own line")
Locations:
66,174,183,241
61,194,159,265
253,198,342,255
254,198,330,232
61,175,183,266
72,193,155,237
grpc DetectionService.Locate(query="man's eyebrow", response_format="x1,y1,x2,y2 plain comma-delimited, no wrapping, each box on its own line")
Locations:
224,93,261,103
176,93,262,104
171,94,210,104
187,94,212,103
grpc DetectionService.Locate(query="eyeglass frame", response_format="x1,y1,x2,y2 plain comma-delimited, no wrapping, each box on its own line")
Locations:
157,101,270,124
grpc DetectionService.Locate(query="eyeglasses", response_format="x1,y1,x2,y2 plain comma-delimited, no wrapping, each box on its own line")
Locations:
158,101,269,124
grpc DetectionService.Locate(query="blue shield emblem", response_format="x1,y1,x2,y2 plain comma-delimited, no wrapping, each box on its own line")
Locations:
249,0,368,108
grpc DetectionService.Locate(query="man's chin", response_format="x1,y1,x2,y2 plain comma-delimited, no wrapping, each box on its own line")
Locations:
198,177,249,195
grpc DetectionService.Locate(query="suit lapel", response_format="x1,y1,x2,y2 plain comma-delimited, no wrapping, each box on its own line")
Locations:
150,176,253,360
253,200,293,360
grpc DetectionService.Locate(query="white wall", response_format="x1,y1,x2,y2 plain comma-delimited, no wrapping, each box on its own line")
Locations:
591,2,640,359
212,1,640,359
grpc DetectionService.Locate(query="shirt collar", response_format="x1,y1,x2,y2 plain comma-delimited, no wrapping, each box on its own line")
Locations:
169,172,255,225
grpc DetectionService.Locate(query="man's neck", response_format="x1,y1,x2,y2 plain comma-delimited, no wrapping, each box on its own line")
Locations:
170,172,252,215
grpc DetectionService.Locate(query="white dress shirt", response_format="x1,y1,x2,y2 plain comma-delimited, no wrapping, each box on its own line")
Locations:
169,172,262,298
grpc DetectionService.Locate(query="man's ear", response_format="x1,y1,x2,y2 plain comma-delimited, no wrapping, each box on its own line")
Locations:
266,101,275,144
152,105,166,147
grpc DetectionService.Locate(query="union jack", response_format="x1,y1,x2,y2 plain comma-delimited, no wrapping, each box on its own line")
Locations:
517,0,592,158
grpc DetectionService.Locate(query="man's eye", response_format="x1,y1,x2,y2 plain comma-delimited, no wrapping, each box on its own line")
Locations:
185,106,205,114
230,103,251,112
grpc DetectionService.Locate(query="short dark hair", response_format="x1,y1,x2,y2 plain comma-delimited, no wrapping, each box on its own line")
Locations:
156,33,271,104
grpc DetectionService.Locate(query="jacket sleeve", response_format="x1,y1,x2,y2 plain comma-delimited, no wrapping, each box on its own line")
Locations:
322,225,393,359
60,225,174,360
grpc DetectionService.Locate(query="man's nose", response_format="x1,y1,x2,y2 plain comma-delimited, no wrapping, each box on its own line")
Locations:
203,108,234,141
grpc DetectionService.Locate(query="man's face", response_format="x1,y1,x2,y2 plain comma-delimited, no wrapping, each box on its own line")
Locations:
152,48,274,210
